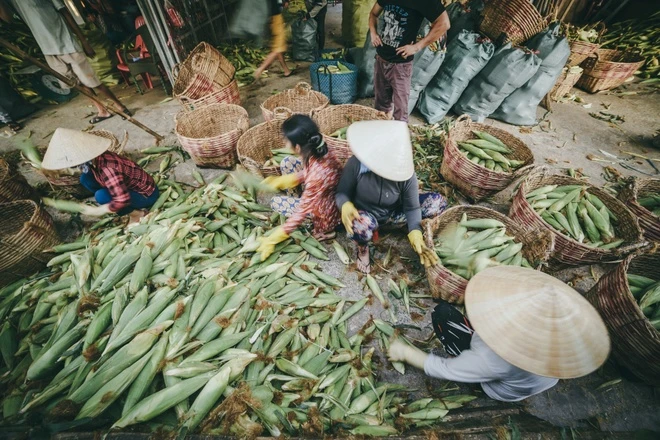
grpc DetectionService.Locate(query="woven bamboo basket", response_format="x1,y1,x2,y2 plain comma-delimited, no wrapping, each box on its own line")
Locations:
618,178,660,242
176,78,241,112
187,42,235,88
0,200,59,286
577,49,645,93
509,168,644,266
478,0,546,46
0,158,34,203
40,130,128,197
312,104,391,165
173,63,225,102
261,82,329,122
585,252,660,385
175,104,249,169
440,115,534,201
422,205,554,304
236,108,290,177
549,67,583,101
567,40,600,67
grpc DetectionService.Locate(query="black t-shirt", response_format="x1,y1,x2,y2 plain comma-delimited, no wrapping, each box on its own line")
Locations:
269,0,283,16
376,0,446,63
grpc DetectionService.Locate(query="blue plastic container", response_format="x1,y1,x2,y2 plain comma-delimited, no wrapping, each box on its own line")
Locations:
309,60,358,105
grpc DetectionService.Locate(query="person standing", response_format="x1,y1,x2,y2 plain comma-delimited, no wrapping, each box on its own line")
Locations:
369,1,450,121
305,0,328,51
0,0,131,125
254,0,293,80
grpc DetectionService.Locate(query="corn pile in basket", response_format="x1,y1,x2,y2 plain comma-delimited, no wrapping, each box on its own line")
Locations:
457,131,525,173
262,148,293,169
627,274,660,330
434,214,532,280
638,193,660,217
329,126,349,140
0,175,475,436
526,184,623,249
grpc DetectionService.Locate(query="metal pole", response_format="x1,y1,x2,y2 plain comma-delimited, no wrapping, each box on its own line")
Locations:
0,37,164,143
137,0,176,84
151,0,182,65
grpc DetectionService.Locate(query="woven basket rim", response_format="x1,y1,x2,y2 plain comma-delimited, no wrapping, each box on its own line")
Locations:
175,103,249,141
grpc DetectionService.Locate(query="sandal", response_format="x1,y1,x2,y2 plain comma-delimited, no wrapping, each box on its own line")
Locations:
356,244,371,274
7,121,22,132
89,114,114,124
313,231,336,242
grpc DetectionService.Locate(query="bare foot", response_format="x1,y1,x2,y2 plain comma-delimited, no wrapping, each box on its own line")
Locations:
357,244,371,274
313,231,336,242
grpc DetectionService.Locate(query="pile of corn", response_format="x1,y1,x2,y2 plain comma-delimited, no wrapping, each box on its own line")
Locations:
434,214,531,280
329,126,349,140
601,11,660,79
526,185,623,249
458,131,524,173
561,23,602,44
0,18,42,103
0,176,472,436
320,49,347,60
263,148,293,169
216,43,268,86
627,274,660,330
318,62,353,74
638,193,660,217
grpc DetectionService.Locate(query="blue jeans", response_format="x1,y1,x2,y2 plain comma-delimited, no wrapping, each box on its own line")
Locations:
80,171,159,215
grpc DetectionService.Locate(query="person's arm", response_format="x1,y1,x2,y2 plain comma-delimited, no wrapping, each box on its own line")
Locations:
0,0,14,23
307,0,327,18
335,157,359,210
55,0,96,57
395,11,451,59
282,167,321,234
424,349,504,383
369,2,383,47
401,175,422,232
99,167,131,212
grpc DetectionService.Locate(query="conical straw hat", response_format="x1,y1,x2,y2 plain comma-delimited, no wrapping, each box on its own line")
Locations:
41,128,112,170
465,266,610,379
346,120,414,182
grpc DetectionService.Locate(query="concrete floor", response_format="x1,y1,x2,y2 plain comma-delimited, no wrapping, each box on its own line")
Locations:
1,3,659,438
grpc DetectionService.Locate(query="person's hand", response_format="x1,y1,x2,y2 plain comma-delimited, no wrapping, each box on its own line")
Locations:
341,202,360,235
81,204,111,217
388,338,428,370
408,230,439,267
262,174,300,191
371,30,383,47
83,43,96,58
395,43,420,58
256,227,289,260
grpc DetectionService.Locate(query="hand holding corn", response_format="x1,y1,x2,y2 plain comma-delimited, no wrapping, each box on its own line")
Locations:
408,230,439,267
388,338,428,370
81,204,112,217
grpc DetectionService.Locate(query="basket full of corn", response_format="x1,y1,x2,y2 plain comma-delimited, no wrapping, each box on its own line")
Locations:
422,205,554,304
440,115,534,201
236,108,291,177
617,178,660,242
586,252,660,385
509,168,644,266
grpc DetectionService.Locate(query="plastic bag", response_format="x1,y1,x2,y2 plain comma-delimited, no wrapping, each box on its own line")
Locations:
229,0,268,40
453,43,541,123
343,0,371,47
446,0,485,42
491,24,571,125
418,31,494,123
291,18,318,62
0,76,36,121
407,22,446,115
346,17,381,99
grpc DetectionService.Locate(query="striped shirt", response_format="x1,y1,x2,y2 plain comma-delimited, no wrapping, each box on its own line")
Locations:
91,152,156,212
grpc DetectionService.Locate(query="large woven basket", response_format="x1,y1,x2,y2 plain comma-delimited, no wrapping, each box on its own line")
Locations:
617,178,660,242
174,62,241,111
422,205,554,304
40,130,128,197
478,0,546,46
175,104,249,169
312,104,391,165
440,115,534,201
509,168,644,266
0,158,34,203
236,110,289,177
187,42,235,87
577,49,645,93
0,200,59,286
261,82,329,122
585,252,660,385
567,40,600,67
549,67,583,101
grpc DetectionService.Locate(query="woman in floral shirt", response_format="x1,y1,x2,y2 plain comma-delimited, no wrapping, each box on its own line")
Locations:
256,115,342,260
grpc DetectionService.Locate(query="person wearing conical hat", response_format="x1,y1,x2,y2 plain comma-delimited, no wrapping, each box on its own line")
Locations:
335,120,448,273
41,128,159,217
388,267,611,402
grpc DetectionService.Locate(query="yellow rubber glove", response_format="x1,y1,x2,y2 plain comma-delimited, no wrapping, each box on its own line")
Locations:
388,338,429,370
256,227,289,261
408,230,439,267
262,174,301,191
341,202,361,235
